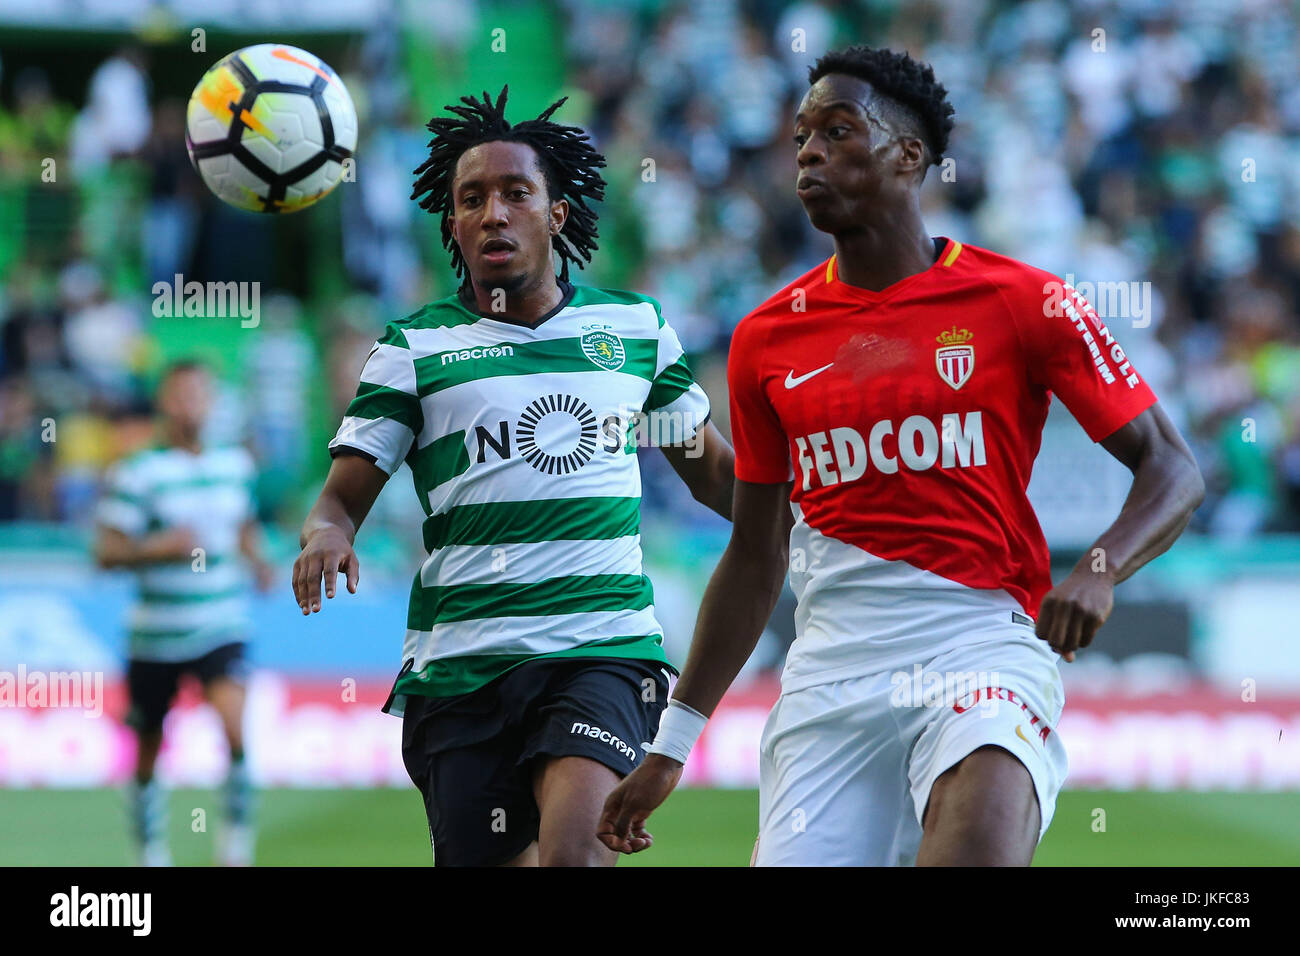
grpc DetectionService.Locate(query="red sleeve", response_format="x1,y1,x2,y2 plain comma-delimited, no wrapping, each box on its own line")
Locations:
727,317,792,483
1012,275,1158,442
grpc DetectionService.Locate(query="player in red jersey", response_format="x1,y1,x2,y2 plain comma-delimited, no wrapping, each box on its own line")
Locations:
598,46,1205,865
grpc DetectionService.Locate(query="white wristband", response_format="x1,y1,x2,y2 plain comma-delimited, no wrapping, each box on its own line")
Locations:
647,699,709,765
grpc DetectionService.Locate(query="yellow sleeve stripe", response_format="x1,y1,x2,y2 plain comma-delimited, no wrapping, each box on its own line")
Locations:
942,241,963,267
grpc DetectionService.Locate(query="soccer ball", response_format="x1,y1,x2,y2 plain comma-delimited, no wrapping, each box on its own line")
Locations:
185,43,358,214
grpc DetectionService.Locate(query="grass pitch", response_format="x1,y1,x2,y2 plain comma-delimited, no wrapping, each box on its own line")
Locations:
2,787,1297,866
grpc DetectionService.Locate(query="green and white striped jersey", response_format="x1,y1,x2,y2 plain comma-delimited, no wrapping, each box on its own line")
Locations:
96,445,256,662
330,282,711,711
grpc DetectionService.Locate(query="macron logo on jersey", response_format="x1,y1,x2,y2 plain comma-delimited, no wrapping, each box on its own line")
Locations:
794,411,986,490
439,344,516,365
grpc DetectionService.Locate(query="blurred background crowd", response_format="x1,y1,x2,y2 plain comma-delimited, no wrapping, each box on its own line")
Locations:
4,4,1300,843
2,0,1299,548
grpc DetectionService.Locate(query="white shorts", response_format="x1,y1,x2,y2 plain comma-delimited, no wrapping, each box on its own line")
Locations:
754,632,1068,866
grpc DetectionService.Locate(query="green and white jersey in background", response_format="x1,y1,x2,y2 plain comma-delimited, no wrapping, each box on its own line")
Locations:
96,446,256,662
330,282,711,712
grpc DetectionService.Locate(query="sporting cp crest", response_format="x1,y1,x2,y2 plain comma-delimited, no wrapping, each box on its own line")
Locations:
580,326,626,371
935,326,974,390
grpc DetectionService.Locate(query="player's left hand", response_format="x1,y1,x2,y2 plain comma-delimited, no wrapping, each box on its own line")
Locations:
597,753,683,854
1035,567,1114,662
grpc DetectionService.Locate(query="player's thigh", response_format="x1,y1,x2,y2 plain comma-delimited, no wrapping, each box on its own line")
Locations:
400,693,539,867
755,676,915,866
197,643,249,734
531,754,620,866
522,659,669,863
918,744,1039,865
195,642,249,691
906,636,1068,859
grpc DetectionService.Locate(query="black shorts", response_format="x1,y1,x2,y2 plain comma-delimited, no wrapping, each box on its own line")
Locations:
400,656,672,867
125,642,248,733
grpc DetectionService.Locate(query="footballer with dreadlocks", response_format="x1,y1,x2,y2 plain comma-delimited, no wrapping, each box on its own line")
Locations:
599,46,1204,866
293,88,734,866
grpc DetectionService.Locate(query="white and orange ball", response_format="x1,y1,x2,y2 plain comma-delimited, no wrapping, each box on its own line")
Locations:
185,43,358,214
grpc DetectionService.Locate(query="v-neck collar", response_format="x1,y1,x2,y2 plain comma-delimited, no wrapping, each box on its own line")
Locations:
456,279,576,330
825,236,958,304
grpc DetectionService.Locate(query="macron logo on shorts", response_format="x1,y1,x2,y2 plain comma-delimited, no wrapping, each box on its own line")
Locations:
571,721,637,761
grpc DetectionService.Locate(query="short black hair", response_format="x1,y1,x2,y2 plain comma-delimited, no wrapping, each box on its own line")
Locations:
411,86,607,284
808,46,955,166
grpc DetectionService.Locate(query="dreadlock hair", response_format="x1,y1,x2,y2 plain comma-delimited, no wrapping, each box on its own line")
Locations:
411,86,607,285
808,46,955,169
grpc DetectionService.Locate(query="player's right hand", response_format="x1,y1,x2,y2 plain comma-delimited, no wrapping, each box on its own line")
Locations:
596,753,683,853
293,527,359,615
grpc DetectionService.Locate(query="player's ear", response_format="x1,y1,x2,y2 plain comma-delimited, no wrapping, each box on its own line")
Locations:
896,135,927,179
549,198,568,236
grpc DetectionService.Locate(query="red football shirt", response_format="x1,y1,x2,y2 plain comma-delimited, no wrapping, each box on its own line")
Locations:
729,238,1157,690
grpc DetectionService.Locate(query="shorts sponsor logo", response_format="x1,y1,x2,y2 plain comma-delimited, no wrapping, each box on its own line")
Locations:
953,686,1052,741
571,720,637,761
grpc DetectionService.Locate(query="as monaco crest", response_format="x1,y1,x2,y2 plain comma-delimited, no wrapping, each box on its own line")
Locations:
935,326,974,390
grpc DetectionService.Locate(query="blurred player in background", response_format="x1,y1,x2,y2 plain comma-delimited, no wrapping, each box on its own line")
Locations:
94,359,274,866
600,46,1206,866
294,88,734,867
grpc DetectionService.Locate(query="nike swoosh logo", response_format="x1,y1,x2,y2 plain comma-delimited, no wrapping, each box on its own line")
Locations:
1015,725,1034,745
784,363,834,388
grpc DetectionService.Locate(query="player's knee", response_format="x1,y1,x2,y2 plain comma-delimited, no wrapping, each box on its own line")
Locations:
538,838,616,867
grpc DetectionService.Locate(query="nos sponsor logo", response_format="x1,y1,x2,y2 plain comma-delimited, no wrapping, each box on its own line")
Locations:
472,392,636,475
